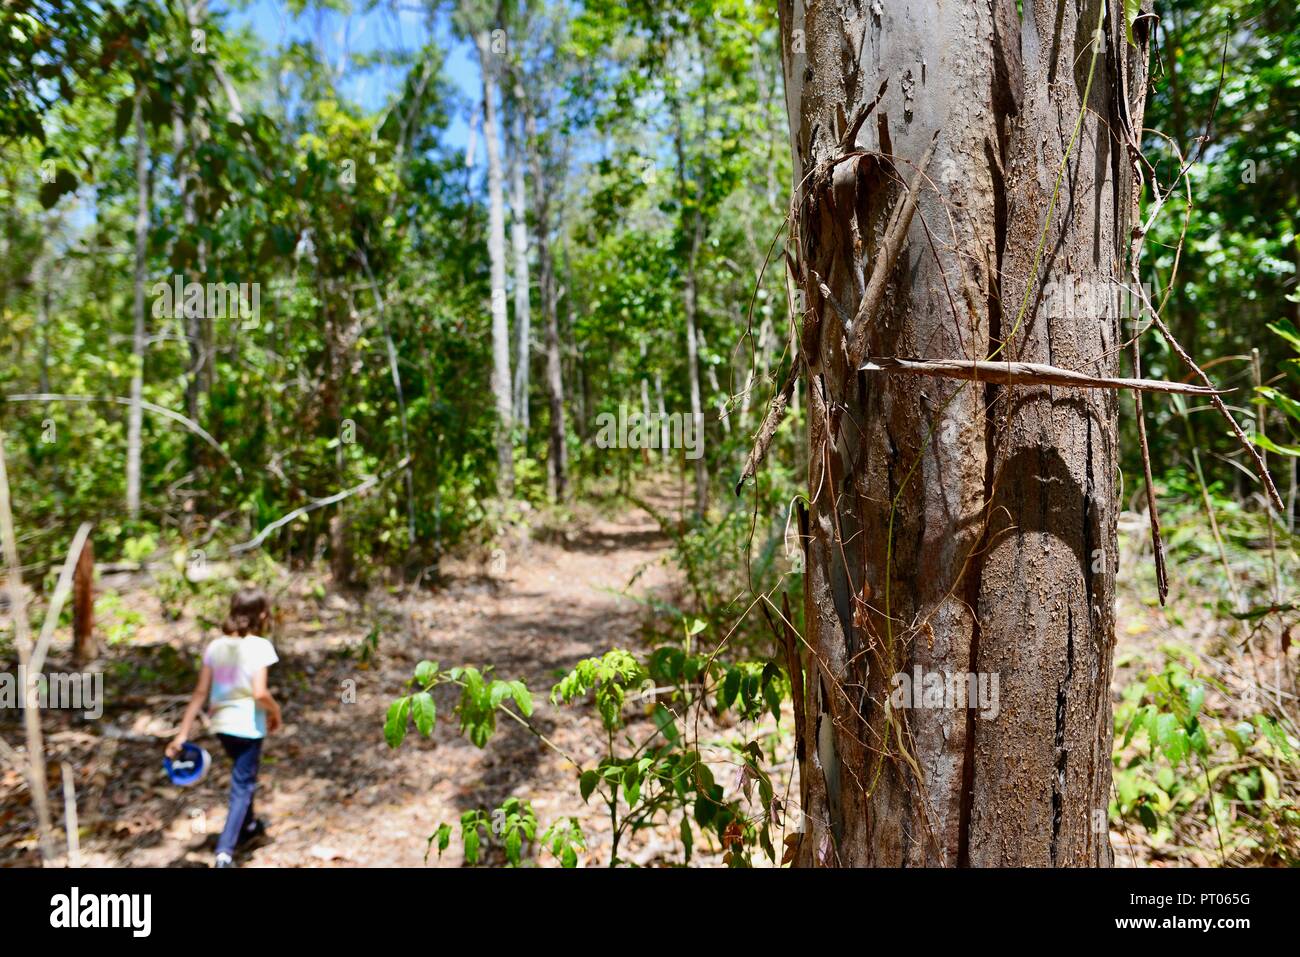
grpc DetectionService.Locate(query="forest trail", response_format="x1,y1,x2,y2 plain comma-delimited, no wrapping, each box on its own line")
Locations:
0,485,1268,868
0,484,689,867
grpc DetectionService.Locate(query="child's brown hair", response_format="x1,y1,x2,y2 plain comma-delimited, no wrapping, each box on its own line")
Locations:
221,587,271,636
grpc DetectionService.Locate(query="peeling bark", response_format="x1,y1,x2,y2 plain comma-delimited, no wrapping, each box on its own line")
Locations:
779,0,1150,867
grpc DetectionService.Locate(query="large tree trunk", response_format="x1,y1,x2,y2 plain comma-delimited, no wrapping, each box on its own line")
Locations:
779,0,1149,866
126,81,149,521
476,31,515,499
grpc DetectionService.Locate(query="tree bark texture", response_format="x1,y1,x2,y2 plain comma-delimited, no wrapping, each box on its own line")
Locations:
476,30,515,499
778,0,1150,866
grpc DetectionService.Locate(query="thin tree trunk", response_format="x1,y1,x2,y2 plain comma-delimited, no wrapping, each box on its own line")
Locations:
126,82,149,521
476,30,514,498
175,108,203,424
673,100,708,517
38,284,51,394
531,127,567,499
683,229,707,516
178,0,208,425
779,0,1149,866
696,327,729,435
566,238,586,446
523,91,567,500
654,372,668,462
738,316,771,434
358,249,416,550
510,95,532,436
640,341,652,465
0,438,56,863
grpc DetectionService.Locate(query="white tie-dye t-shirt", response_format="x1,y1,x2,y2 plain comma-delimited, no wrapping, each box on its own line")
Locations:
203,636,279,738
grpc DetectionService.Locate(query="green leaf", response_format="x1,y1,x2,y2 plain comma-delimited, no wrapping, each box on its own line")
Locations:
1224,721,1254,756
720,668,740,711
1268,319,1300,353
1256,386,1300,424
425,822,453,863
1137,803,1158,832
1261,766,1280,801
414,659,438,687
580,769,599,803
764,676,783,720
1256,716,1297,761
383,696,410,749
488,680,510,708
694,793,715,826
505,825,522,865
695,760,715,794
1189,723,1209,757
38,167,78,209
743,672,759,711
1253,433,1300,458
623,763,641,805
1115,770,1138,806
509,680,533,717
1123,0,1140,46
411,691,436,737
1162,725,1189,764
653,703,678,742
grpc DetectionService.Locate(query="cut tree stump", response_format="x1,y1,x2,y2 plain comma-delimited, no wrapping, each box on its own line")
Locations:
72,536,94,667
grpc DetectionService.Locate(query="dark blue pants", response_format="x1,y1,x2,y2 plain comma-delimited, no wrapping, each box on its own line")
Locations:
216,733,262,856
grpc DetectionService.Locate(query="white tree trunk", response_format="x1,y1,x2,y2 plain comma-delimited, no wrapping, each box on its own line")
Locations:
126,82,149,520
510,96,531,434
476,31,514,498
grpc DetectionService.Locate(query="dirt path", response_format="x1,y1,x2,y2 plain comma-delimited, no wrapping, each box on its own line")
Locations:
1,490,686,867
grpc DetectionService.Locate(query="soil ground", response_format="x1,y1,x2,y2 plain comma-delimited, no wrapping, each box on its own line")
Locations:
2,484,768,867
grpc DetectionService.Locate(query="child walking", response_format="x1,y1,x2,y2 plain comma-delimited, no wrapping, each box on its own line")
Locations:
167,586,282,868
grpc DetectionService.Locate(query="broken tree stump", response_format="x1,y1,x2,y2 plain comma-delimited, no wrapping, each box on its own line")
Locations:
72,535,94,667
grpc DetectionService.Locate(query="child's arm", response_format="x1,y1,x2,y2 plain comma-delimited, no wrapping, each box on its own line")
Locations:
166,665,212,758
251,666,282,733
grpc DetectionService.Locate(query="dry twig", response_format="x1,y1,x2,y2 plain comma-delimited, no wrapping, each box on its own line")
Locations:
861,356,1228,396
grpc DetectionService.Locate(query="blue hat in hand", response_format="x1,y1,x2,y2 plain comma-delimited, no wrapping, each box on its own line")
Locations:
164,743,211,786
